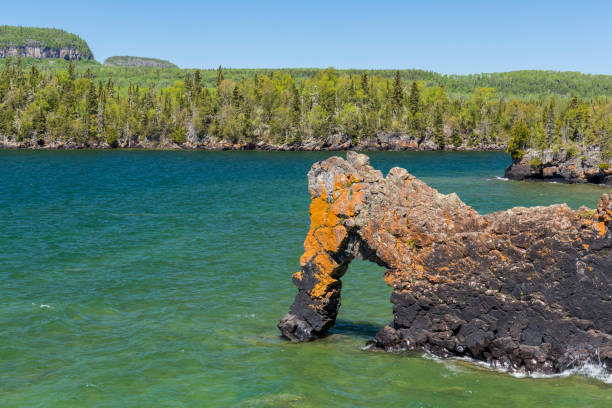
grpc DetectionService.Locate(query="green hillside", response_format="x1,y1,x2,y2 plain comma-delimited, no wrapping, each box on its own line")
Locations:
0,26,93,58
15,58,612,99
104,56,178,68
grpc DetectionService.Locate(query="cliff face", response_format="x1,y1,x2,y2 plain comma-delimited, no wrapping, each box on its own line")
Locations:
0,46,91,60
505,147,612,185
278,152,612,374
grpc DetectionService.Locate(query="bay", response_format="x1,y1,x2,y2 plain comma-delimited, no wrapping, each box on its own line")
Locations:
0,150,609,407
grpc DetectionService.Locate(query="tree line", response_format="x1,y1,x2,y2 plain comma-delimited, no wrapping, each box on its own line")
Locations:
0,58,611,161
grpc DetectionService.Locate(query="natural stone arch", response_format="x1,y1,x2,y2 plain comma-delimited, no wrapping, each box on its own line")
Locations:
279,152,612,374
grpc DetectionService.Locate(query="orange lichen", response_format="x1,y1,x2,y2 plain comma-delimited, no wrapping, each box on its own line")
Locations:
314,225,347,252
596,221,607,238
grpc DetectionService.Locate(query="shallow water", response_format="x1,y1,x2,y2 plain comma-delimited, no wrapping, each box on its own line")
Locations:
1,150,610,407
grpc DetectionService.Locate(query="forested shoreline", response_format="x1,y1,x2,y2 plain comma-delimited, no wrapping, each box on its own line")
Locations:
1,58,611,162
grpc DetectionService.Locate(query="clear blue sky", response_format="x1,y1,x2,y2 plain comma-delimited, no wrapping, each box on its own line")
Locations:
4,0,612,74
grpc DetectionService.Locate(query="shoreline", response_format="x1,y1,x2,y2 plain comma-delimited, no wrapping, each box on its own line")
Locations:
0,140,506,152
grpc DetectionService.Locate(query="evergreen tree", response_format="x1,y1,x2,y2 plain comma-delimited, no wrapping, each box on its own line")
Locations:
87,81,98,116
193,69,202,96
409,81,420,116
216,65,224,88
391,70,404,111
67,59,75,81
360,72,369,96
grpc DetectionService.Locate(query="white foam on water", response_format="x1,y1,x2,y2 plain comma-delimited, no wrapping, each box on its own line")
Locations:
494,176,509,181
421,352,611,383
39,304,52,309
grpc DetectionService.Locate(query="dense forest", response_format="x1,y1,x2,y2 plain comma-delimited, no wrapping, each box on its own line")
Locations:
0,57,611,162
0,26,93,58
15,58,612,99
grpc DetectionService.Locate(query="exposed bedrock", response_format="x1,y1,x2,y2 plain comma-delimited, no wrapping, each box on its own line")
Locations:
505,147,612,185
278,152,612,374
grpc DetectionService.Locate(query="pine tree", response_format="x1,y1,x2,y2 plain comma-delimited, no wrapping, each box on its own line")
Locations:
391,70,404,111
193,70,202,97
105,78,114,98
34,105,46,137
87,81,98,117
29,65,39,89
360,72,369,96
291,83,301,127
67,59,75,81
409,81,420,116
231,84,243,109
216,65,224,88
184,72,193,99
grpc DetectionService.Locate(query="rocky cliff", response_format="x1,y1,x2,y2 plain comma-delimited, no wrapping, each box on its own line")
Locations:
0,46,90,60
278,152,612,374
0,26,93,60
505,147,612,185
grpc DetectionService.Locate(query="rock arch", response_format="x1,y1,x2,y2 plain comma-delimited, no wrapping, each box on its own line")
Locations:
278,152,612,374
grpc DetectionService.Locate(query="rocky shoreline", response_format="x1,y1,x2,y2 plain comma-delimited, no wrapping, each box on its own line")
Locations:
278,152,611,375
0,132,505,152
505,147,612,186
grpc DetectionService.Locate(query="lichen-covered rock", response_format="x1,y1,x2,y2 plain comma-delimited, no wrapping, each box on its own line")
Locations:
505,147,612,185
279,152,612,374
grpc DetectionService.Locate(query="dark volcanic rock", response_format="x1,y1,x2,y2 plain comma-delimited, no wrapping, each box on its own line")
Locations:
278,152,612,374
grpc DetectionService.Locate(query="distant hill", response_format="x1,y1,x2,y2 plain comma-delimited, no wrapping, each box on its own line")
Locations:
104,56,178,68
0,25,93,60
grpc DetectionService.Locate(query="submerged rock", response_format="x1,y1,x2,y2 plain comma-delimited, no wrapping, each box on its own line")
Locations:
278,152,612,374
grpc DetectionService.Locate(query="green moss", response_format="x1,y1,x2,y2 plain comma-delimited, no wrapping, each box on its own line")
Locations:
599,162,610,170
530,157,542,168
577,209,597,219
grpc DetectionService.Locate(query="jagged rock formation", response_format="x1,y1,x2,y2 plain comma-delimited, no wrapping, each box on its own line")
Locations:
104,56,178,68
505,147,612,185
0,26,93,60
278,152,612,374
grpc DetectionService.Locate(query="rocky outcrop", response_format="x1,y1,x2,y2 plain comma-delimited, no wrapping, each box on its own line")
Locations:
103,56,178,68
505,147,612,185
278,152,612,374
0,133,504,151
166,133,501,152
0,46,91,60
0,26,93,60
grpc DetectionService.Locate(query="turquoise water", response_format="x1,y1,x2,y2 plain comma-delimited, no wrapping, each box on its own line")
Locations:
1,150,610,407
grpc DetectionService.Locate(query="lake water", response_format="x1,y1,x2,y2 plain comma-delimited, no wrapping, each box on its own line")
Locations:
1,150,610,407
